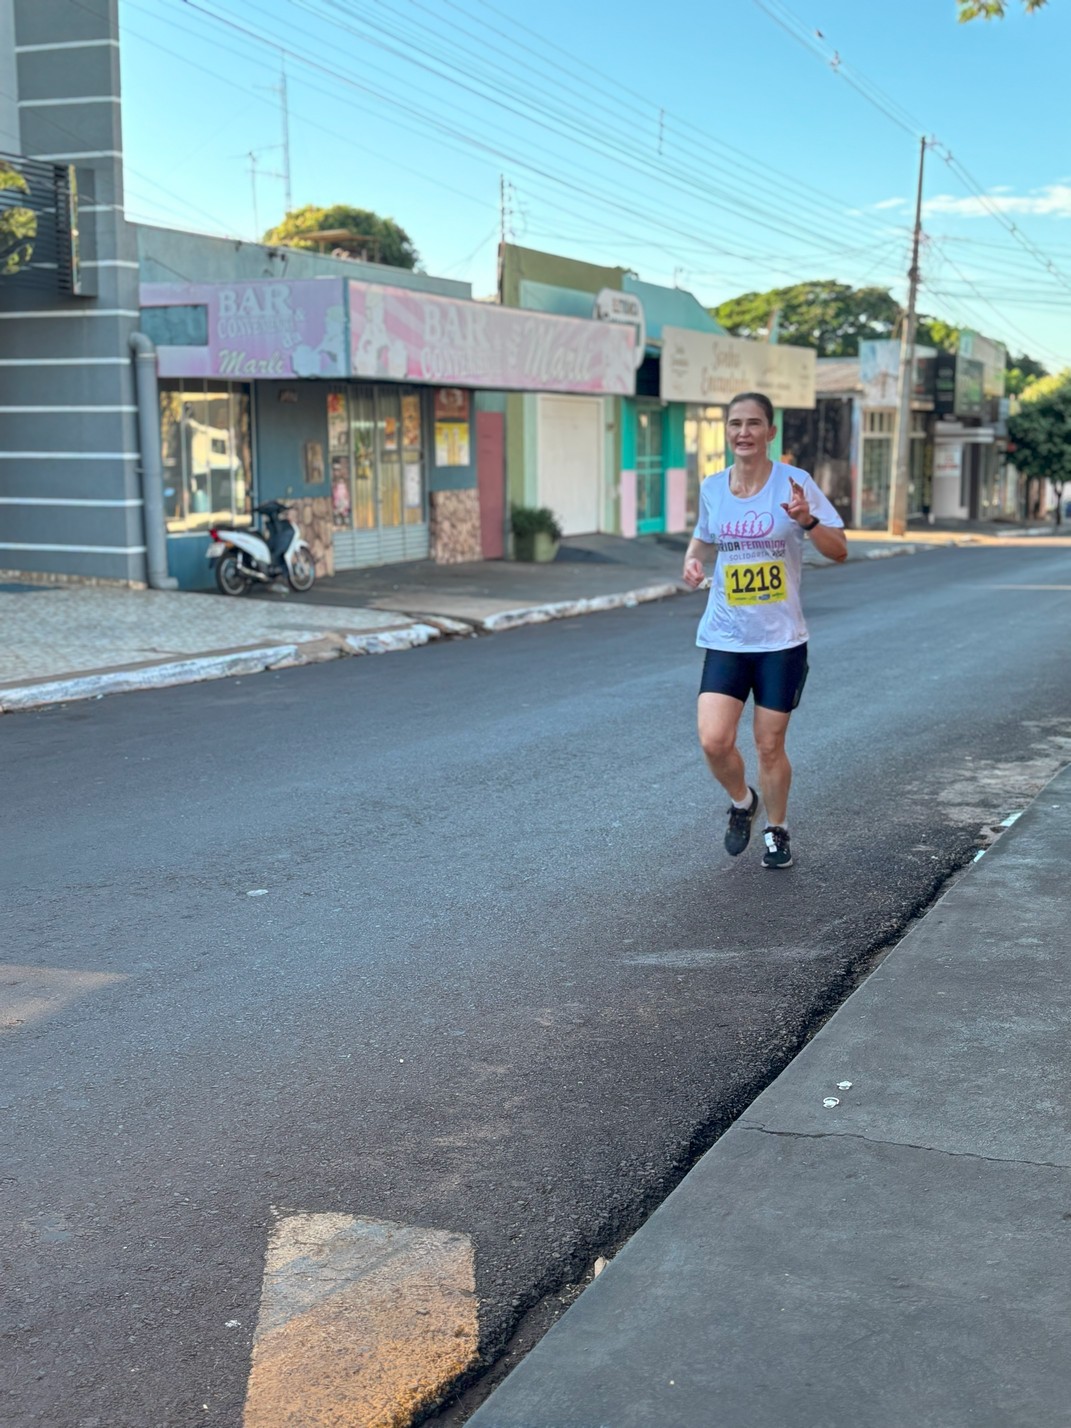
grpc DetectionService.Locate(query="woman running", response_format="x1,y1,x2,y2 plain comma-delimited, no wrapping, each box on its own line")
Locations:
682,391,847,868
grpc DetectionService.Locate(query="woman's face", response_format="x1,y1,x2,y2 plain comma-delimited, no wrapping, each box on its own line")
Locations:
726,401,775,458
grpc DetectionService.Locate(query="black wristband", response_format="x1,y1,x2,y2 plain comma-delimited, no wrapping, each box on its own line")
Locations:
802,515,821,531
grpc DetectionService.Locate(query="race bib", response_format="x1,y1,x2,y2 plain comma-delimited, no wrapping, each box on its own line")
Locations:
724,560,787,605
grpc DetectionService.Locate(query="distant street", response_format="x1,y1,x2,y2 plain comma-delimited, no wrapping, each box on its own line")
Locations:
3,544,1071,1428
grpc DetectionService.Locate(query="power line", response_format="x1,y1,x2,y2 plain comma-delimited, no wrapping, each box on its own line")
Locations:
449,0,903,245
751,0,1071,347
123,0,914,304
167,0,882,281
211,0,902,263
930,145,1071,300
346,0,905,252
120,0,499,231
926,242,1070,365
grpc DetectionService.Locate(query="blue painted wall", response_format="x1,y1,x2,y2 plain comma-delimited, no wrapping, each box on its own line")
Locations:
254,382,330,502
166,531,215,590
429,389,483,493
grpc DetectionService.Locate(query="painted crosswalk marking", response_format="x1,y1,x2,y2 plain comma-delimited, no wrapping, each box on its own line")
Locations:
243,1213,478,1428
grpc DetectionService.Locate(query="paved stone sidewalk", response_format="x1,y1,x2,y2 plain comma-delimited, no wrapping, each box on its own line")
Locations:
0,585,418,687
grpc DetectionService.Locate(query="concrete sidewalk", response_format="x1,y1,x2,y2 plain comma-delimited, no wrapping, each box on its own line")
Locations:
468,767,1071,1428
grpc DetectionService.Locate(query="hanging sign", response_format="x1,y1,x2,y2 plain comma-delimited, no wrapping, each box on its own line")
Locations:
592,288,646,370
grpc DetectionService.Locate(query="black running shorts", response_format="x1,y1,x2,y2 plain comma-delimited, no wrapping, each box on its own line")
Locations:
699,643,809,714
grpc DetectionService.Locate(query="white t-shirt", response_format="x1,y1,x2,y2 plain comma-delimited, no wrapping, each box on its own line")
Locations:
693,462,843,653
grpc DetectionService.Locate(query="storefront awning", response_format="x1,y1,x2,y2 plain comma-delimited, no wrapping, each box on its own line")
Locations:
140,277,637,396
348,280,634,395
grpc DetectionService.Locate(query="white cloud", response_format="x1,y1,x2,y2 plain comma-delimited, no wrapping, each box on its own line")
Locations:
923,183,1071,219
873,197,906,210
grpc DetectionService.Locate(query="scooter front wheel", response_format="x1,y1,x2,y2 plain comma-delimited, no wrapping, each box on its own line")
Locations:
287,549,316,593
215,552,250,596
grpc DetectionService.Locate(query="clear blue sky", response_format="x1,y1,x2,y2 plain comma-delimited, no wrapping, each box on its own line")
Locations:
118,0,1071,367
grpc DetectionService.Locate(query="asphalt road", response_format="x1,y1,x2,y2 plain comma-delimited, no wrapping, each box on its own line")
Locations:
3,545,1071,1428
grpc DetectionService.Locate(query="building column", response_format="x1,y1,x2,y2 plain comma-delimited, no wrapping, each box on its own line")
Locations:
0,0,144,585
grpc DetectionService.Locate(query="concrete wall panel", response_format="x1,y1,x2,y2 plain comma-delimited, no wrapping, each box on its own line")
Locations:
17,46,118,101
13,0,116,49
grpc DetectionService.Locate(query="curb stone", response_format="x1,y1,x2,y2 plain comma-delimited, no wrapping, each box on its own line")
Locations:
863,543,934,560
478,583,682,633
0,645,302,712
343,623,443,655
0,623,444,714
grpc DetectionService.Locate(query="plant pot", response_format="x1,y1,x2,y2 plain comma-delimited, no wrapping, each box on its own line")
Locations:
513,531,560,562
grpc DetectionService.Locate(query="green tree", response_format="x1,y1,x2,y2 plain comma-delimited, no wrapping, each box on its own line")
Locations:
1007,369,1071,524
0,162,37,276
1005,353,1049,396
711,281,902,357
263,203,419,270
916,317,960,352
958,0,1048,18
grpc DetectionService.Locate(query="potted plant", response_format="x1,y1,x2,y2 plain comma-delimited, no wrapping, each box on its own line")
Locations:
511,505,563,562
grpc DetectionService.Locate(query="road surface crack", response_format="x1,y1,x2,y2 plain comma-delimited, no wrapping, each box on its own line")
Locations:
743,1123,1071,1172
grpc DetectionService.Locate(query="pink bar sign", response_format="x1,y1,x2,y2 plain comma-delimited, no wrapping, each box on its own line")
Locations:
140,279,347,379
348,280,636,395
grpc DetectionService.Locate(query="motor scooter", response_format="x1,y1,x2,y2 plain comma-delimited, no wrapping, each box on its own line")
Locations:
207,501,316,596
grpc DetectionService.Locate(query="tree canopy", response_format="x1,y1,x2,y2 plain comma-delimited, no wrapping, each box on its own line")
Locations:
1007,369,1071,523
915,317,960,353
712,281,902,357
712,280,1047,387
263,204,419,270
958,0,1048,18
1005,353,1049,396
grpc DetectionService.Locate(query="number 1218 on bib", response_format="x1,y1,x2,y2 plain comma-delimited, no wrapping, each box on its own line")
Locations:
724,560,787,605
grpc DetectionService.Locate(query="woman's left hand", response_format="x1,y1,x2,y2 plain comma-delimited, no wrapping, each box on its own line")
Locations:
781,477,812,527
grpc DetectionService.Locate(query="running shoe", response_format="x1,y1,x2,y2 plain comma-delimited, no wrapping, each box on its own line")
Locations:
725,787,759,856
761,826,793,869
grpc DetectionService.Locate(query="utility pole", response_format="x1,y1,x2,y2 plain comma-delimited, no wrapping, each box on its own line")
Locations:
248,150,260,237
499,175,514,246
888,136,927,537
278,62,293,215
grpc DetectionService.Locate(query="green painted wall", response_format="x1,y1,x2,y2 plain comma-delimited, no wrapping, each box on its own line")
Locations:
664,403,686,468
620,399,637,471
771,412,784,461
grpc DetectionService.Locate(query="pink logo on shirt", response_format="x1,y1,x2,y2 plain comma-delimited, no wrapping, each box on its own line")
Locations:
719,509,774,540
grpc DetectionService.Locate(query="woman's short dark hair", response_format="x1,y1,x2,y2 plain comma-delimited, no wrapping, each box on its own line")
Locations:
727,391,774,424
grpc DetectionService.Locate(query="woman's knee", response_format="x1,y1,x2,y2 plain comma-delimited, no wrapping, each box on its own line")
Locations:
699,725,736,761
754,728,788,762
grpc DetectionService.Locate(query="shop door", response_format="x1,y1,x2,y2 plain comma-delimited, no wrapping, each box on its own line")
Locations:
333,384,430,569
537,395,601,535
636,403,664,534
859,411,895,528
476,410,505,559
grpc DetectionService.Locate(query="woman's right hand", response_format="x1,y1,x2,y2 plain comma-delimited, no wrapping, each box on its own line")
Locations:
683,557,705,589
